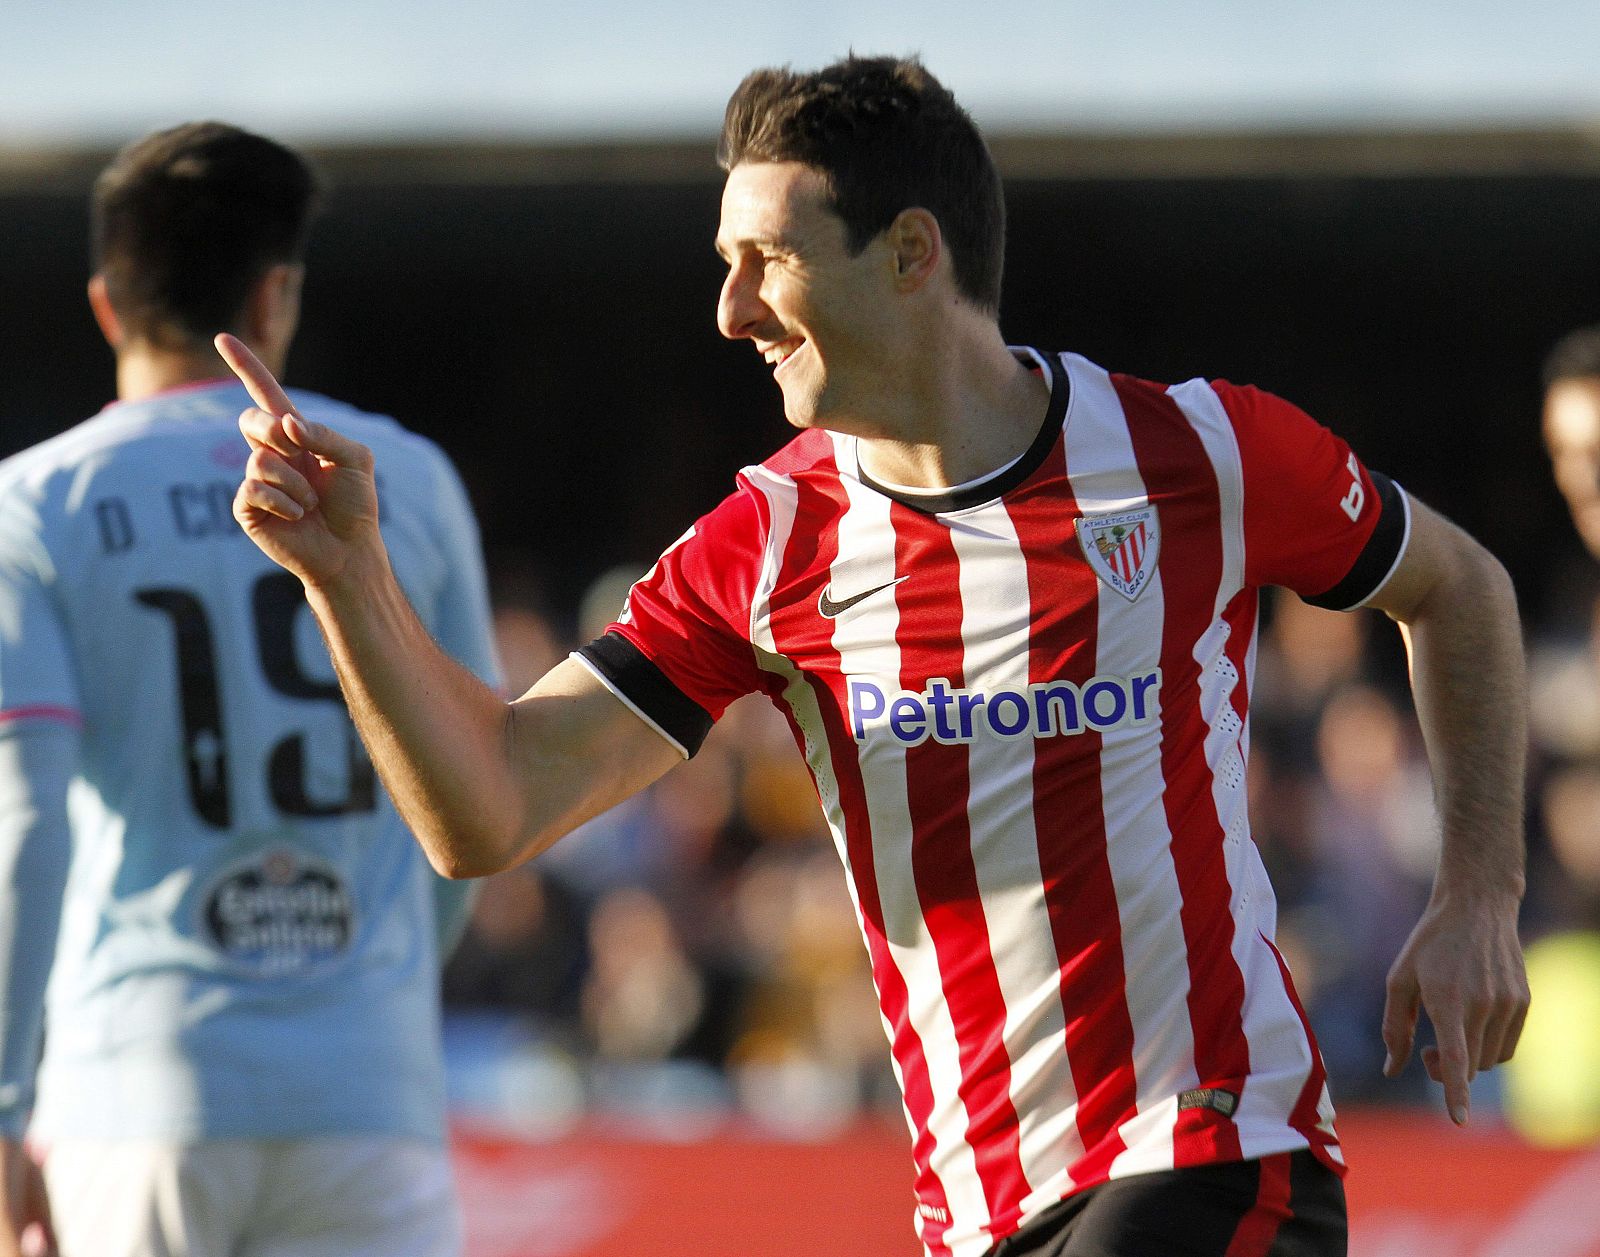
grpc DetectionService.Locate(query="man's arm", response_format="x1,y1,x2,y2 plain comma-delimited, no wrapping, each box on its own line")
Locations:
314,581,679,878
0,726,74,1257
217,335,683,879
1363,495,1530,1126
417,441,505,949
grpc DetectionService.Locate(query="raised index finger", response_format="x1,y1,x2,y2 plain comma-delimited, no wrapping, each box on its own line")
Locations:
215,333,300,422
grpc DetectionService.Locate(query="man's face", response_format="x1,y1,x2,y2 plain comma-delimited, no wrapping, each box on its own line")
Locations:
714,161,896,432
1545,376,1600,559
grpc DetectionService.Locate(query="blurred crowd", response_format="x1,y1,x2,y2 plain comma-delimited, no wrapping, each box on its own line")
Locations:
439,550,1600,1147
442,560,900,1140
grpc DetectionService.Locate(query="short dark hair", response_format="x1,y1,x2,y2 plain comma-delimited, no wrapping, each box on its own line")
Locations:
1544,325,1600,389
718,55,1005,314
91,122,322,349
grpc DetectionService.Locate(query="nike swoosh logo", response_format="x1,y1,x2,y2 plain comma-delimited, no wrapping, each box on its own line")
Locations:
818,575,908,618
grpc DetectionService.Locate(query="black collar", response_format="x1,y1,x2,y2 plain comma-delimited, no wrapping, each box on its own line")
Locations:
855,348,1069,515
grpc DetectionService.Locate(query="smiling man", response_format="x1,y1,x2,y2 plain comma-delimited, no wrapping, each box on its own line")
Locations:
222,56,1529,1257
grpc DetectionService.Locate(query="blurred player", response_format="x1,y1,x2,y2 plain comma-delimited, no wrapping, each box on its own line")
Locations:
0,124,499,1257
1501,329,1600,1149
1542,325,1600,560
223,57,1528,1257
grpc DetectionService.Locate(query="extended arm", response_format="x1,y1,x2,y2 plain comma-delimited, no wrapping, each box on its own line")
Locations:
0,725,74,1256
311,564,678,876
1364,496,1530,1125
217,335,682,879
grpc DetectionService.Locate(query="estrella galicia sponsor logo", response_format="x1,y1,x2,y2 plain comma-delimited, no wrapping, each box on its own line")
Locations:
1076,505,1159,602
202,847,354,974
848,670,1161,745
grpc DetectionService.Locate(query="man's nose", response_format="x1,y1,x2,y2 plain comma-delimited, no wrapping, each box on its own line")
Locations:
717,262,765,341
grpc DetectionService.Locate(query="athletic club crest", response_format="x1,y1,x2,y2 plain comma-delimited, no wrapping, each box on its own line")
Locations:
1075,507,1160,601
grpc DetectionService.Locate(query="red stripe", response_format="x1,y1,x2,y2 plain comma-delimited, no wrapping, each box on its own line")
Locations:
1122,523,1145,580
0,704,82,728
1007,441,1138,1187
764,462,957,1254
1263,934,1344,1170
1223,1153,1293,1257
1224,578,1339,1167
889,498,1030,1238
1218,532,1345,1169
1114,375,1251,1167
1223,586,1337,1158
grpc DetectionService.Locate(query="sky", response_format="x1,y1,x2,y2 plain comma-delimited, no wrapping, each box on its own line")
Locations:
5,0,1600,146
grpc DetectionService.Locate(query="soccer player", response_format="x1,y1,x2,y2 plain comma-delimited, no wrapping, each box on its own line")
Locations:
224,58,1529,1257
1542,326,1600,561
0,124,499,1257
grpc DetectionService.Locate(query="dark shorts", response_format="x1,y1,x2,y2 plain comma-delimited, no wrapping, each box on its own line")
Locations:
984,1150,1346,1257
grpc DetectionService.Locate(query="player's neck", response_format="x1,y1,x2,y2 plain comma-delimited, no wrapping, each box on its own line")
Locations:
853,326,1049,492
114,342,266,402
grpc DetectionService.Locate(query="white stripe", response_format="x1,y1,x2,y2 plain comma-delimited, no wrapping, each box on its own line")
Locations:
1168,378,1326,1152
745,465,863,957
1165,382,1252,870
744,465,926,1158
744,466,854,913
747,467,799,657
949,499,1084,1217
828,469,993,1248
1063,355,1196,1179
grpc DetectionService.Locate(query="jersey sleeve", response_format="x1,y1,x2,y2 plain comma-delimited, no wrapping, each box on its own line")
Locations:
1216,382,1409,610
0,486,82,732
0,724,77,1137
574,485,768,759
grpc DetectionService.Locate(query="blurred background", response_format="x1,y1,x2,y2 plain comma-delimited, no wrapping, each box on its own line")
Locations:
7,2,1600,1252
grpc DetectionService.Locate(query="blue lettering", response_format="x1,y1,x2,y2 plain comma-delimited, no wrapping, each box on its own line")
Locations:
889,696,928,743
845,670,1162,744
1132,671,1160,721
1083,679,1128,729
849,679,886,738
987,692,1030,736
928,679,959,742
1033,683,1082,735
957,692,983,739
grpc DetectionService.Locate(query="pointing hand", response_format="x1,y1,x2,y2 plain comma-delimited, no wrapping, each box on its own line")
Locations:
216,334,383,590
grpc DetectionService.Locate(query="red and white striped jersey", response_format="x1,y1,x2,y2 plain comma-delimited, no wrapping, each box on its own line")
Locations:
577,349,1408,1257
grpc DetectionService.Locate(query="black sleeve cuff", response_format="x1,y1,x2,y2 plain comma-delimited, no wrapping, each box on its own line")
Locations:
575,630,715,758
1304,472,1408,611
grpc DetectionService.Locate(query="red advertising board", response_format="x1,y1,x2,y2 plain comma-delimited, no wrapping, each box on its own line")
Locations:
454,1111,1600,1256
455,1120,920,1257
1340,1110,1600,1257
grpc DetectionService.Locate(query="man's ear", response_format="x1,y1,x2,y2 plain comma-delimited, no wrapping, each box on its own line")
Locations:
889,208,942,292
244,263,304,351
87,273,123,349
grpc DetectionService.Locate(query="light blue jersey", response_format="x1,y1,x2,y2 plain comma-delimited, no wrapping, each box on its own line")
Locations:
0,380,499,1143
